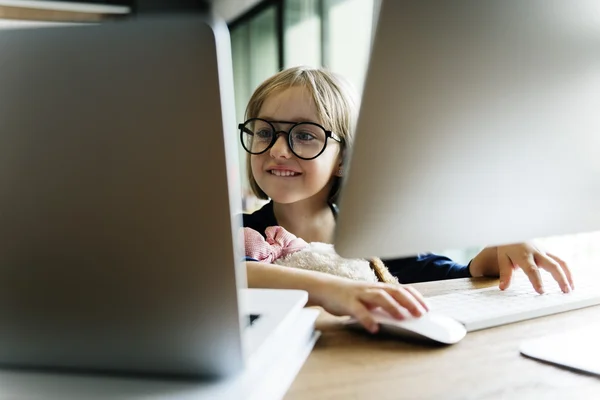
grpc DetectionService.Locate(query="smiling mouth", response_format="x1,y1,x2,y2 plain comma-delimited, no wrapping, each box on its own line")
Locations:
269,169,301,177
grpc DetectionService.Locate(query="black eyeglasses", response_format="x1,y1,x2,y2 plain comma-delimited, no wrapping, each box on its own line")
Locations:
239,118,342,160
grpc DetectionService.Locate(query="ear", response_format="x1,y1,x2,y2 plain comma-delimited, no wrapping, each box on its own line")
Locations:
334,156,344,178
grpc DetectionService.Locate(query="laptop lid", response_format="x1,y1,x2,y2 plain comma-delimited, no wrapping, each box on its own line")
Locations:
336,0,600,259
0,15,245,378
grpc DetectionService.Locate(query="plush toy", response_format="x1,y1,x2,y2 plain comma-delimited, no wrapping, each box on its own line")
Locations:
242,226,398,284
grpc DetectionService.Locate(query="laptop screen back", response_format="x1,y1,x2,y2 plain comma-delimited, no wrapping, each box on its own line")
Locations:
0,16,244,378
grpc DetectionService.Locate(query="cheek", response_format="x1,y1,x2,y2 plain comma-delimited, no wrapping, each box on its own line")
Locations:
313,150,340,176
302,159,337,183
250,156,262,177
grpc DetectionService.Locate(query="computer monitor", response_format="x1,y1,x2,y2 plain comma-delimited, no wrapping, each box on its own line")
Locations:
335,0,600,259
0,15,315,382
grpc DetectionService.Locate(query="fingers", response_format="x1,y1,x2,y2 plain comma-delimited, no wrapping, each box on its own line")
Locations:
497,243,575,294
360,288,414,319
517,253,545,294
533,252,571,293
350,302,380,334
498,252,515,290
380,285,427,317
400,285,430,312
351,285,428,333
547,252,574,290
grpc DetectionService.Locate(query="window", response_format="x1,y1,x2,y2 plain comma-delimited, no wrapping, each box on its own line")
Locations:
231,4,281,211
282,0,375,91
324,0,374,92
284,0,321,68
231,5,279,124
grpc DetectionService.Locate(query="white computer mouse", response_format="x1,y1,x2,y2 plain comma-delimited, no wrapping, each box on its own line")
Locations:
345,309,467,345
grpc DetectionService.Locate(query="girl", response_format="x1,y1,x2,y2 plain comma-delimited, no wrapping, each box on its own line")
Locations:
240,66,573,333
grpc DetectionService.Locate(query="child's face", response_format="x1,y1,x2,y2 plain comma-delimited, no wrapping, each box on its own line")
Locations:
251,86,341,205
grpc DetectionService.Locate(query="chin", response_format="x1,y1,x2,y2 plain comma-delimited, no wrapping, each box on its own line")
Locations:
259,187,306,204
267,192,303,204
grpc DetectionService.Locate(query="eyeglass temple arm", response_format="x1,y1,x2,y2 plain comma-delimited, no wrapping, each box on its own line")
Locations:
330,132,342,142
239,125,254,135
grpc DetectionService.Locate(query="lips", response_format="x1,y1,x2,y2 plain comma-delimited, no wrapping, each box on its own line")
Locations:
267,166,302,177
269,169,300,177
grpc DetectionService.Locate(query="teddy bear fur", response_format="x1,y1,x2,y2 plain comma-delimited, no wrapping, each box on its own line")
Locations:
273,242,399,284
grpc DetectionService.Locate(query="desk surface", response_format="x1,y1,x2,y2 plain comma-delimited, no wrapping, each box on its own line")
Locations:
285,277,600,400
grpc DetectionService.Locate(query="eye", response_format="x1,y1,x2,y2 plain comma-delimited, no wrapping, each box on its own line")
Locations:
292,131,316,142
256,129,273,140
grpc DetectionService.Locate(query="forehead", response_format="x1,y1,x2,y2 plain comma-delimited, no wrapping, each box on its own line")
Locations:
258,86,321,123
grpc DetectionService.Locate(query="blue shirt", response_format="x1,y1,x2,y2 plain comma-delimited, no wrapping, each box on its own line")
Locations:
242,201,471,284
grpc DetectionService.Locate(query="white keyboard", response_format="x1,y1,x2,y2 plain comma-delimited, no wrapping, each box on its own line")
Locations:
426,274,600,331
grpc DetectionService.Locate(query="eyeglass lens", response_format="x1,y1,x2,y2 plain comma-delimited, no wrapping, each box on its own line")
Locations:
241,119,328,159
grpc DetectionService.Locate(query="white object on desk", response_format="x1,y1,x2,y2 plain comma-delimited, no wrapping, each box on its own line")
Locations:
520,324,600,376
427,274,600,331
0,308,320,400
345,309,466,345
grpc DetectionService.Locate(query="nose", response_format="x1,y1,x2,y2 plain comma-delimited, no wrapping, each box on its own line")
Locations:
269,133,292,159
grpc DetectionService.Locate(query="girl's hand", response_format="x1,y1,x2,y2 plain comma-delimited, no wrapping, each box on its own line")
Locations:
313,279,429,333
470,242,574,294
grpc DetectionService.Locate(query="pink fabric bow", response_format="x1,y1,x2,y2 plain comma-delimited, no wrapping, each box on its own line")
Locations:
243,226,308,263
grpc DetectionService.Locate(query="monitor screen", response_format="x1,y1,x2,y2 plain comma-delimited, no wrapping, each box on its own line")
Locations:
335,0,600,259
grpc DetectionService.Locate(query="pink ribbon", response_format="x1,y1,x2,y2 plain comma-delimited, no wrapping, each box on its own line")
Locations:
243,226,308,263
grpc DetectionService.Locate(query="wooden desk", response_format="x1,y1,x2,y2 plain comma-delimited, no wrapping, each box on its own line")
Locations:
285,278,600,400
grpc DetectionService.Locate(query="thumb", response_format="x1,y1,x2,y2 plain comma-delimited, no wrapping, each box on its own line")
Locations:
351,303,379,334
498,252,514,290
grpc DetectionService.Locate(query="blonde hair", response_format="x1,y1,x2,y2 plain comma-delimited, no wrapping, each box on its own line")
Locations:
244,66,359,204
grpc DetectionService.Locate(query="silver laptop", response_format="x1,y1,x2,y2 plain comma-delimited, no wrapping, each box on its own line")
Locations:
0,15,308,380
336,0,600,259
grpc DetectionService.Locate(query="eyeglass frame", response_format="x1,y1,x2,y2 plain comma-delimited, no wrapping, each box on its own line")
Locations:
238,118,342,161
